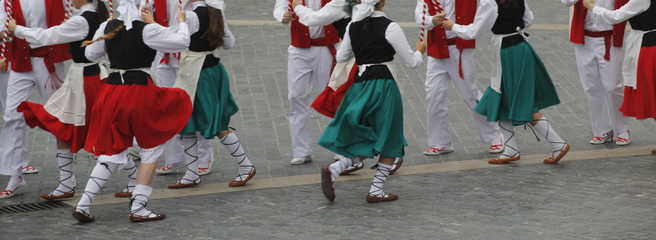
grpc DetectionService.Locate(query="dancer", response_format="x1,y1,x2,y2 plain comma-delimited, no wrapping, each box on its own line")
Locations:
563,0,631,145
0,0,70,199
438,0,570,164
168,0,255,189
135,0,215,177
274,0,339,165
72,0,192,222
319,0,425,202
291,0,403,174
10,0,138,200
582,0,655,149
415,0,503,156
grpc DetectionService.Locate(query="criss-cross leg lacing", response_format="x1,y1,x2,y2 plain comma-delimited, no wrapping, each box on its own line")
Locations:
368,163,392,197
221,133,254,183
178,135,200,185
50,151,75,196
329,157,354,182
130,194,158,218
119,155,137,194
498,121,519,159
76,162,117,213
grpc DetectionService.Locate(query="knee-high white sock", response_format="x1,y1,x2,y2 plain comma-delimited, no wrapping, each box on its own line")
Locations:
52,149,75,195
499,120,519,159
180,134,200,184
120,154,137,193
5,172,24,191
532,117,566,151
220,133,254,182
130,184,157,218
76,162,119,213
368,163,392,197
329,157,354,182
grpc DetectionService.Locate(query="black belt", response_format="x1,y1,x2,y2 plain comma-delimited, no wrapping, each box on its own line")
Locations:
501,34,526,49
642,31,656,47
82,64,100,77
106,71,150,85
353,64,394,83
201,54,221,69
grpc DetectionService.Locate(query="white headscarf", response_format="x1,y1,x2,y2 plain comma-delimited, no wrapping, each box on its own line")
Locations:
205,0,225,10
117,0,142,30
351,0,380,22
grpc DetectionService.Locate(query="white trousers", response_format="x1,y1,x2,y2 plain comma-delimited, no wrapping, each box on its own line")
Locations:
425,47,499,148
154,59,213,166
287,45,333,158
0,58,63,176
574,36,629,136
0,71,8,113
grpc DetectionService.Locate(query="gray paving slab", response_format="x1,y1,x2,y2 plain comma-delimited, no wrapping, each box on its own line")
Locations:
0,0,655,239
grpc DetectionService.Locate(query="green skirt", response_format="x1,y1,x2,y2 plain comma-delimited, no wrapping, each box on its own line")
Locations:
475,41,561,126
318,78,407,158
180,62,239,138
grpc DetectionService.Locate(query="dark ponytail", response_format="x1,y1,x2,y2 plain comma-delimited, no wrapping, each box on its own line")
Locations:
96,0,110,22
202,7,225,49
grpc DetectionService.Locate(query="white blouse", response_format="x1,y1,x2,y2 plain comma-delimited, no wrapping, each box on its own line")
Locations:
14,3,95,48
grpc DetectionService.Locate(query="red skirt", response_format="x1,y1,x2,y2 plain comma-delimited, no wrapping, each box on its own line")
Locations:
311,63,358,118
18,75,105,153
620,46,656,119
84,79,192,156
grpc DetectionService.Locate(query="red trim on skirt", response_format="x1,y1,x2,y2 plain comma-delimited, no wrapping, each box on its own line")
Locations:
18,75,105,153
84,78,192,156
311,62,358,118
620,46,656,119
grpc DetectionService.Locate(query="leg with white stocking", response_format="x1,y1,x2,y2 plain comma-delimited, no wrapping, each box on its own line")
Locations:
115,154,137,197
169,134,201,188
366,156,398,203
72,160,120,222
0,170,27,199
489,120,520,164
129,184,165,222
321,156,361,201
220,130,256,187
41,147,76,200
530,113,569,164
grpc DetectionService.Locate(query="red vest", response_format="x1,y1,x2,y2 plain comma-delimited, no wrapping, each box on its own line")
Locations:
154,0,169,27
426,0,476,59
289,0,339,48
570,0,628,47
10,0,71,73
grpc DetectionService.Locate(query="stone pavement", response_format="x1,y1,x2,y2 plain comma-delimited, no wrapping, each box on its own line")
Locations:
1,0,655,239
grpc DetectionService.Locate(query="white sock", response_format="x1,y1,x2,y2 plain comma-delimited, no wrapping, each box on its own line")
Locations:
220,133,254,182
6,173,24,191
329,157,354,182
130,185,157,218
180,134,200,184
532,117,566,151
368,163,392,197
76,162,119,213
499,120,519,159
120,154,137,193
52,149,75,195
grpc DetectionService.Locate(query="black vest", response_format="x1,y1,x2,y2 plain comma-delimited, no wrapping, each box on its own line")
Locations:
189,7,221,69
70,11,100,64
629,0,656,31
333,17,351,39
104,20,157,70
491,0,526,35
349,17,396,82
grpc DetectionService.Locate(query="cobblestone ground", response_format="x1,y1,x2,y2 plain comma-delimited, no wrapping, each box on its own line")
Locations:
0,0,655,239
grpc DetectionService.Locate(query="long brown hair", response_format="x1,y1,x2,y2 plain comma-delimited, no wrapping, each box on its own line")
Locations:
202,7,225,49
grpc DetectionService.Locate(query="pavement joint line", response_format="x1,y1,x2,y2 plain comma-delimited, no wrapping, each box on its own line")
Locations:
61,144,654,207
227,20,569,30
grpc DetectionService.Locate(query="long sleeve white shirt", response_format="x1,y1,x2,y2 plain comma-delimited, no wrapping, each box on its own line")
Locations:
451,0,533,40
562,0,615,31
85,20,190,63
591,0,651,24
185,1,235,50
13,3,95,48
293,0,349,27
0,0,68,48
274,0,325,39
414,0,458,39
336,12,422,69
